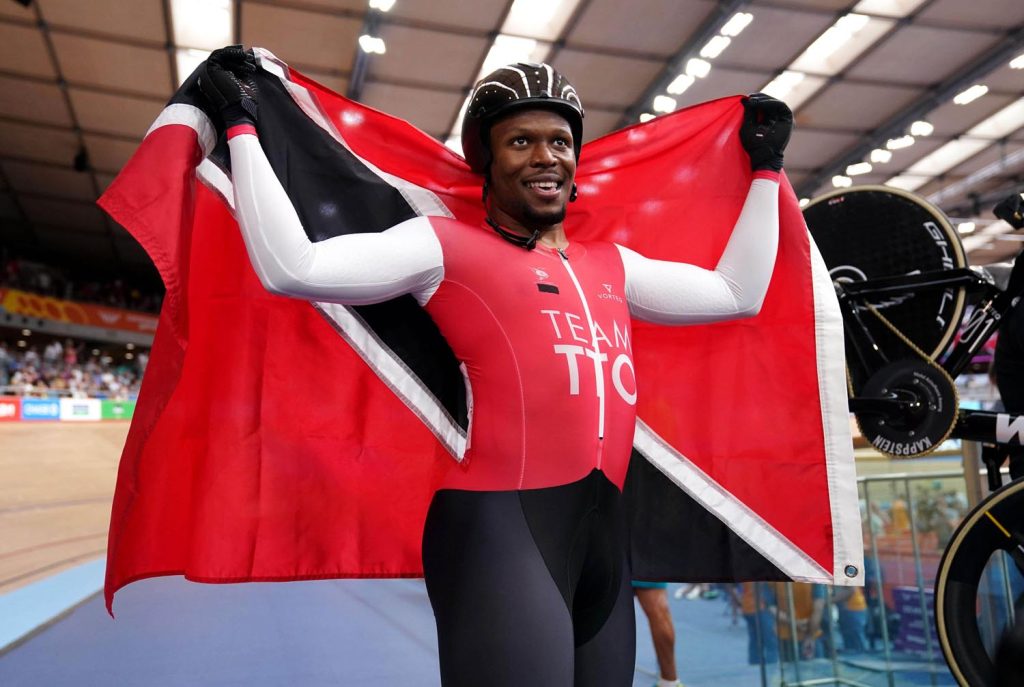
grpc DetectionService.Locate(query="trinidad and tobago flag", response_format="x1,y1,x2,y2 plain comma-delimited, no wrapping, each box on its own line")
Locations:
98,48,862,613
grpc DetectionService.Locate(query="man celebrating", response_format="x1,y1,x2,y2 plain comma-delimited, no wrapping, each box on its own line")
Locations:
197,48,791,686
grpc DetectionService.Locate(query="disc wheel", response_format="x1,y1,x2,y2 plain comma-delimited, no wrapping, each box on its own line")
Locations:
936,477,1024,686
856,359,958,458
804,186,967,389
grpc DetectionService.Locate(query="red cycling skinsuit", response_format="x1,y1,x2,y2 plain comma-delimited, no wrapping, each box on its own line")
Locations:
225,124,780,686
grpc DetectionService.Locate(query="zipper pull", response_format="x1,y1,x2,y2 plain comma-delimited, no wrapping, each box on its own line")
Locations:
557,248,569,260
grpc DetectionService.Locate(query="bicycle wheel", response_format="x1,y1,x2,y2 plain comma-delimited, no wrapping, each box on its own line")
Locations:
804,185,967,388
935,477,1024,686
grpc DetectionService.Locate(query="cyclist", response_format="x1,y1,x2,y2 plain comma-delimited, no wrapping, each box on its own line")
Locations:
200,47,791,686
993,192,1024,478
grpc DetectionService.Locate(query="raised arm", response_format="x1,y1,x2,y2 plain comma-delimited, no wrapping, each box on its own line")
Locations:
201,47,443,306
617,174,779,324
617,94,792,326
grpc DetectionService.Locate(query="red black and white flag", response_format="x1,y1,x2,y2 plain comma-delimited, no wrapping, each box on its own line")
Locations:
99,48,862,613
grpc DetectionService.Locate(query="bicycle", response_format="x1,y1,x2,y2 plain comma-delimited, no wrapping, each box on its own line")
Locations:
803,186,1024,686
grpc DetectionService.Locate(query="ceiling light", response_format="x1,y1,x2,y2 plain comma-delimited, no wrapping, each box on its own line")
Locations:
906,138,989,176
639,113,655,123
700,36,731,59
852,0,929,17
795,13,870,65
791,13,893,77
358,35,386,54
126,343,136,350
870,148,892,163
846,162,872,176
957,222,976,234
502,0,579,42
799,198,810,208
653,95,677,113
720,12,753,37
126,352,135,360
685,58,711,79
21,329,31,336
886,135,915,150
885,174,929,191
666,74,695,95
953,84,988,105
832,175,853,188
909,120,934,137
17,340,26,348
478,35,542,77
967,97,1024,139
762,70,804,99
170,0,232,51
369,0,396,10
1010,53,1024,69
175,48,210,85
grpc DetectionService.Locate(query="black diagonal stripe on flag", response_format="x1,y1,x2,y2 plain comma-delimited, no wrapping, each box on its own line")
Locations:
190,66,468,441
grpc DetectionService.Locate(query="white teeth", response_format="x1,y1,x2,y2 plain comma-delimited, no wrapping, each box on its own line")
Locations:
527,181,558,191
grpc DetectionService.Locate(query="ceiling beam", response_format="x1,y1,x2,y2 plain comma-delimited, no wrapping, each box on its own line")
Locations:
346,8,379,101
616,0,749,129
796,24,1024,199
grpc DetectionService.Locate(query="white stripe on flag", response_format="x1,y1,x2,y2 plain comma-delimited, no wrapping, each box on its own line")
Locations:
145,103,216,158
252,47,467,460
809,235,864,585
633,418,831,583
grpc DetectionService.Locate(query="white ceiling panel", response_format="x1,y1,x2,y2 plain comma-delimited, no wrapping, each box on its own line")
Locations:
917,0,1024,29
551,50,663,110
254,0,366,11
582,108,627,143
948,140,1018,177
0,23,57,79
20,196,107,233
927,94,1017,137
1,161,94,201
242,3,363,72
68,89,164,138
388,0,502,32
721,6,835,70
0,120,80,166
372,25,487,89
83,135,142,175
37,0,166,44
51,33,173,98
984,61,1024,93
675,67,771,111
361,82,460,138
569,0,717,57
799,82,922,130
783,129,861,169
876,136,948,171
0,76,71,127
758,0,853,10
847,25,1000,85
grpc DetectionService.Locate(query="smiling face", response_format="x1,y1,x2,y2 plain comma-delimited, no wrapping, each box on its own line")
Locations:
486,108,577,236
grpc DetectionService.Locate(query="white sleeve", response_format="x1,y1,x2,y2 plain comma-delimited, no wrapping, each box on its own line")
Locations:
227,132,444,306
616,177,780,325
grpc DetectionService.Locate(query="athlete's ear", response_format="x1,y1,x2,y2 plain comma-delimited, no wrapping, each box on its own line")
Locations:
569,183,578,203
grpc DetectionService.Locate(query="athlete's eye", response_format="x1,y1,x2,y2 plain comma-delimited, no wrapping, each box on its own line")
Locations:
511,136,528,146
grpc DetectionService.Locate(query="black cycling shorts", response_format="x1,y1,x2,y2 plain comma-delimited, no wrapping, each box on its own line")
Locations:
421,468,635,686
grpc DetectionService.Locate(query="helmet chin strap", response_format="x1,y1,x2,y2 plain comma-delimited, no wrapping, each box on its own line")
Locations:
482,180,541,250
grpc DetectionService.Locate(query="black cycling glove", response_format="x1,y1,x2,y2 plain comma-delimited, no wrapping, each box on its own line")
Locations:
994,193,1024,230
198,45,259,129
741,93,793,172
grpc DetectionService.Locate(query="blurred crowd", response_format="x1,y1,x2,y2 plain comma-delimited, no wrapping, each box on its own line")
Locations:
1,253,162,313
0,339,147,400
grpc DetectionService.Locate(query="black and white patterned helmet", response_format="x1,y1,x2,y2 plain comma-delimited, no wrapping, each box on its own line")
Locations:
461,62,584,174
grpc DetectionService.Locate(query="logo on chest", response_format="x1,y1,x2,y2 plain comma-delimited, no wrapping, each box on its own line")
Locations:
597,283,623,303
531,266,560,294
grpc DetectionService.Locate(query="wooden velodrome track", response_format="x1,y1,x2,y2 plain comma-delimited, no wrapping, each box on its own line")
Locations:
0,422,126,595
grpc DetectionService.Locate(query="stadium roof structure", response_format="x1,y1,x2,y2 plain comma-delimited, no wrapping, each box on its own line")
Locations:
0,0,1022,282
